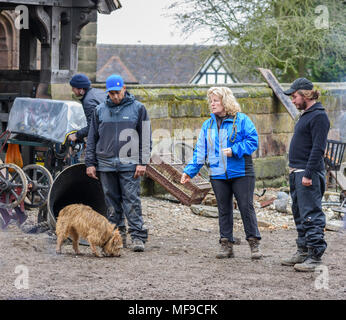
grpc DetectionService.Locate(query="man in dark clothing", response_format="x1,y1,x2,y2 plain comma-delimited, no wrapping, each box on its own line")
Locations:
85,74,152,252
281,78,330,272
69,73,106,142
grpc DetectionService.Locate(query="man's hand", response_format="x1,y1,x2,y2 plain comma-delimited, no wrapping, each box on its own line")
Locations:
222,148,233,157
302,176,312,186
134,165,146,179
86,166,98,180
180,173,191,184
68,133,77,142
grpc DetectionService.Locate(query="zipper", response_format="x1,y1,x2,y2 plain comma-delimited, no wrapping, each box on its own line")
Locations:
219,119,228,179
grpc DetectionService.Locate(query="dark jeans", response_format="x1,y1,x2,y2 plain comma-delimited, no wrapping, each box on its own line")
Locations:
210,176,261,243
99,171,148,242
289,171,327,258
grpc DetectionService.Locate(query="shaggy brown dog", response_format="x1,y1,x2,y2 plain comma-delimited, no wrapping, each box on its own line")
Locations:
56,204,122,257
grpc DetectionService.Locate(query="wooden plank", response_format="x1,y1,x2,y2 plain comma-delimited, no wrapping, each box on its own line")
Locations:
258,68,299,120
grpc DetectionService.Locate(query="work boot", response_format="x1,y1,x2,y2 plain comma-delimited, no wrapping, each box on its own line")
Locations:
247,238,262,260
281,247,308,266
294,256,322,272
118,227,127,248
216,238,234,259
132,239,145,252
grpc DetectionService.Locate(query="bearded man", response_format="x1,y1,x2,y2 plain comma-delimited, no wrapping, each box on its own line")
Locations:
281,78,330,272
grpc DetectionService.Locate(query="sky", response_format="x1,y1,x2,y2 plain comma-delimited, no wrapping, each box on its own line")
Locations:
97,0,213,45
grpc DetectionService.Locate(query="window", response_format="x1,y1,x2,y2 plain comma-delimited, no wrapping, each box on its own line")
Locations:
191,52,237,85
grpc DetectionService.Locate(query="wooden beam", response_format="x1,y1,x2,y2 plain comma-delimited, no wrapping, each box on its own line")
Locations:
19,28,37,70
0,1,94,8
258,68,299,120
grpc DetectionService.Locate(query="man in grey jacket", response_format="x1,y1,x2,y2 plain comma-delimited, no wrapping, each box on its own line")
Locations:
85,74,152,252
69,73,106,142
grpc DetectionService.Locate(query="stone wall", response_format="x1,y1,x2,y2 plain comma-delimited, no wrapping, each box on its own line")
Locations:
5,79,340,192
77,22,98,82
75,82,346,191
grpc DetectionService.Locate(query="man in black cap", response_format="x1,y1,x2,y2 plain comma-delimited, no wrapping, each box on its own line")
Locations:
281,78,330,272
69,73,106,142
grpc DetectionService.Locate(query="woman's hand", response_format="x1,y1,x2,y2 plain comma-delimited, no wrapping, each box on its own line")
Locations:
180,173,191,184
222,148,233,157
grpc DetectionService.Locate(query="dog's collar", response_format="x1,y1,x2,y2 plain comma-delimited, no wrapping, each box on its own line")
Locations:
102,227,118,249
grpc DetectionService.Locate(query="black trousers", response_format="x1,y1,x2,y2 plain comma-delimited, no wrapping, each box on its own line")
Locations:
289,171,327,258
210,176,261,243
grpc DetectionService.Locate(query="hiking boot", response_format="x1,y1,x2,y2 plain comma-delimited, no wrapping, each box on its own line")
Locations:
281,247,308,266
132,239,145,252
247,238,262,260
294,256,322,272
216,238,234,259
118,227,127,248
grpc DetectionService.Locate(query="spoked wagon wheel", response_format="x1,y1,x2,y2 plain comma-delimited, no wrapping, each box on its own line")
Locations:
0,163,28,209
23,164,53,209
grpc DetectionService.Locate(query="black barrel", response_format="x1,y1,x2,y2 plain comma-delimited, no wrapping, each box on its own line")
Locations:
47,163,107,230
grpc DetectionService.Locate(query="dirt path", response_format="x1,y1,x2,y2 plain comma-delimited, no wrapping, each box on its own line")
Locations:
0,197,345,300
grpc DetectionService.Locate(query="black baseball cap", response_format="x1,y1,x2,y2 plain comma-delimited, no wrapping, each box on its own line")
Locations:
283,78,313,95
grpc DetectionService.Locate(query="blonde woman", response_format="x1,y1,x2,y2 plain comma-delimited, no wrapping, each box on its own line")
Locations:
181,87,262,260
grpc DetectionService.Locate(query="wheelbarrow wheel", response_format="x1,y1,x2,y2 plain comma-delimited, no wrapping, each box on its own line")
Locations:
0,163,28,209
23,164,53,209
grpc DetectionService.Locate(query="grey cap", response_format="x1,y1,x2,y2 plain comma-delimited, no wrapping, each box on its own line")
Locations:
283,78,313,95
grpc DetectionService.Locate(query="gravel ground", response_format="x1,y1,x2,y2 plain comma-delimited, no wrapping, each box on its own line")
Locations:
0,193,345,300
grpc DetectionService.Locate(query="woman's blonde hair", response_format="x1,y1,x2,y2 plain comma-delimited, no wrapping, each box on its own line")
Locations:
207,87,241,116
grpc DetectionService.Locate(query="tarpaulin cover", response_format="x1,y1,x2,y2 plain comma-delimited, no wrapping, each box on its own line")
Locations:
7,98,87,143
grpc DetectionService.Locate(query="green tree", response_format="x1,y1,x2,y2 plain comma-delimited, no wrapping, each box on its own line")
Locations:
168,0,345,82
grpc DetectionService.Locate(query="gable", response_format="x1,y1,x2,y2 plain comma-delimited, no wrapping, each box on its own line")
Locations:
191,51,238,84
96,55,138,83
96,44,256,85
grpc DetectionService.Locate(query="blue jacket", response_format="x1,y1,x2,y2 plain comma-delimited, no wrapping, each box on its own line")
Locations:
183,112,258,179
85,92,152,172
